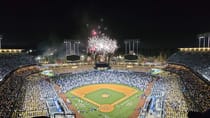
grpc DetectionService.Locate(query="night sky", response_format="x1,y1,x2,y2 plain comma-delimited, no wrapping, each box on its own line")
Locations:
1,0,210,49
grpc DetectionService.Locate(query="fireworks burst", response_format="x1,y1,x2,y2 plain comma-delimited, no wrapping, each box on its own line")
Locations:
88,35,118,54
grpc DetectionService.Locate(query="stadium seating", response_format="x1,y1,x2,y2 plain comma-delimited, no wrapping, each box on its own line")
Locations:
54,70,154,93
0,53,36,81
165,66,210,112
0,53,37,117
167,51,210,81
166,51,210,117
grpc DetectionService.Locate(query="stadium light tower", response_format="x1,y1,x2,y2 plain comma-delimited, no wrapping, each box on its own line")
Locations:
203,37,206,48
76,41,80,55
0,35,2,49
198,37,202,48
64,40,68,56
136,40,140,55
124,41,128,54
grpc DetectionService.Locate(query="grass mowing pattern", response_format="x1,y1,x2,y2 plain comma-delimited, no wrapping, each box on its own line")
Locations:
85,88,125,104
65,84,143,118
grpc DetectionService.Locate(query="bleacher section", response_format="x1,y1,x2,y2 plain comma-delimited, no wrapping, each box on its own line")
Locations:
0,53,36,81
0,53,37,117
54,70,153,93
165,65,210,113
167,51,210,81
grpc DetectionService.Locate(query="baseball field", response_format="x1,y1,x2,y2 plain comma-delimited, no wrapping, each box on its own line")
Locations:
65,84,143,118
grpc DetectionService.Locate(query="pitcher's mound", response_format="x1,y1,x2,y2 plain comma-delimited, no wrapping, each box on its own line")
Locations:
102,94,110,98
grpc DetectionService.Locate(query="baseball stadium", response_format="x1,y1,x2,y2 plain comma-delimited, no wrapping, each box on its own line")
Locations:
0,5,210,117
0,31,210,118
3,0,210,117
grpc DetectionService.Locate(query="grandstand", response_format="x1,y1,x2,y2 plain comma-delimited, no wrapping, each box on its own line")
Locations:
168,48,210,82
0,52,36,82
165,48,210,117
0,48,210,118
0,51,37,117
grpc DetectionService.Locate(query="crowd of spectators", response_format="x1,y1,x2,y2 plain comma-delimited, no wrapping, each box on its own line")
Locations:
0,53,36,81
54,70,154,93
165,65,210,112
166,50,210,117
167,51,210,81
0,74,24,117
159,72,195,118
0,53,39,117
140,72,191,118
139,65,210,118
12,73,58,118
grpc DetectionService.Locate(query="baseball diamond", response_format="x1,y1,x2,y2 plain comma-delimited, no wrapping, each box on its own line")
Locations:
66,84,143,118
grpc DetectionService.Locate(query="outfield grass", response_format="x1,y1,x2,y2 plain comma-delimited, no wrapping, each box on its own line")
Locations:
66,84,143,118
85,88,125,104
